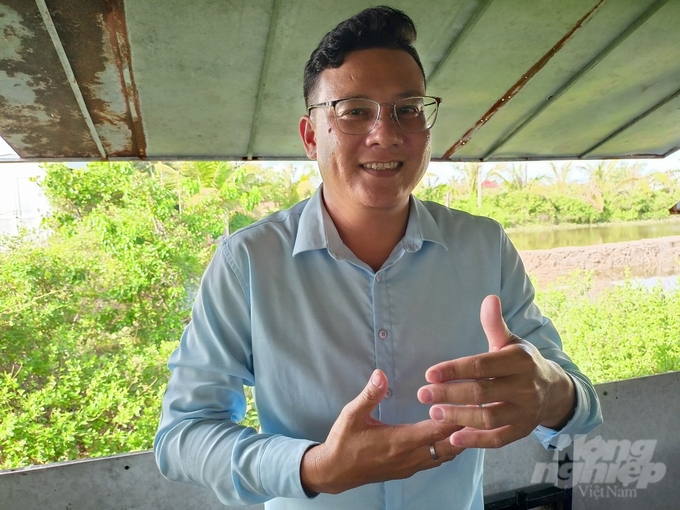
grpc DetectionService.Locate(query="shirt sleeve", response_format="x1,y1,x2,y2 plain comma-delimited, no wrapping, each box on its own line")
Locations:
154,242,317,506
497,227,603,450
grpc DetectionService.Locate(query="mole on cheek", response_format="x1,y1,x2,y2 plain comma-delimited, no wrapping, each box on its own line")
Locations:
328,128,332,133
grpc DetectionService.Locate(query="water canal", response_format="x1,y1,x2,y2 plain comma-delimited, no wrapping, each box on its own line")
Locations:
508,218,680,291
507,218,680,251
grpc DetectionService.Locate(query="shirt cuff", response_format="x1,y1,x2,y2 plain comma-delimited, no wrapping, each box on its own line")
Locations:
259,435,319,499
532,372,591,450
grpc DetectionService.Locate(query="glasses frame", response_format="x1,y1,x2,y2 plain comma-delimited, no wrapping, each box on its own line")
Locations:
307,96,442,135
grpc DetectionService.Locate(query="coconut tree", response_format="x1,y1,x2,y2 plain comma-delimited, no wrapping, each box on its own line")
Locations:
147,161,262,235
546,161,574,193
452,162,504,208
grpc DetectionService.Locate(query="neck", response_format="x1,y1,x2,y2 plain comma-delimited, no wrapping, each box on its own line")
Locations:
323,193,410,272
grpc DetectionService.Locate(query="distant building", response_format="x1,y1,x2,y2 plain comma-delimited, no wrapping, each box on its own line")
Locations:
0,164,48,236
670,201,680,215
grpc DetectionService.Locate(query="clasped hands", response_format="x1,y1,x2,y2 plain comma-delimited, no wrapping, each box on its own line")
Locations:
300,295,576,495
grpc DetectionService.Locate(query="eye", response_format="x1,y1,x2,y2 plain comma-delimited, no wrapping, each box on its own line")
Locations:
337,106,373,119
397,104,423,118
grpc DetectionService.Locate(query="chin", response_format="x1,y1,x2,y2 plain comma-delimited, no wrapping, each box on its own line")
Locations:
360,193,409,211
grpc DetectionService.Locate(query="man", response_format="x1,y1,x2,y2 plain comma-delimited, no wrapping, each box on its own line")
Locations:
155,6,602,509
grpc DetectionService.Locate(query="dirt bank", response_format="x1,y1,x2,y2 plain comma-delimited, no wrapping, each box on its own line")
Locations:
518,235,680,288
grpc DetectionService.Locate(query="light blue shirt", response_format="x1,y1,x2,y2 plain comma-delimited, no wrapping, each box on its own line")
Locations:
154,188,602,509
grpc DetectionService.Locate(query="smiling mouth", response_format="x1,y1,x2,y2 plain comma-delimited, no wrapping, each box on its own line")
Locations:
361,162,402,170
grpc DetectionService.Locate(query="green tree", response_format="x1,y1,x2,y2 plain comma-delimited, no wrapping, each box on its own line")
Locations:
0,160,319,469
546,161,574,193
0,162,215,468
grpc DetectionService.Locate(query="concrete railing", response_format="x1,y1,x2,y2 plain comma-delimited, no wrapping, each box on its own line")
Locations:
2,372,678,510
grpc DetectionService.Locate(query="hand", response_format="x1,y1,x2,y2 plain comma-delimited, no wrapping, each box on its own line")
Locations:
301,369,464,495
417,295,575,449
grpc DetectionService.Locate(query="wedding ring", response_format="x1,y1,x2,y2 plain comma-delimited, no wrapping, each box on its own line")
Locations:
429,444,439,461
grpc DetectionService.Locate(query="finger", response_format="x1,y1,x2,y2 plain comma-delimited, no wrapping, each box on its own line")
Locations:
424,345,532,383
399,418,465,448
449,425,524,449
419,376,523,406
480,294,516,353
343,369,388,419
429,402,519,431
431,437,465,462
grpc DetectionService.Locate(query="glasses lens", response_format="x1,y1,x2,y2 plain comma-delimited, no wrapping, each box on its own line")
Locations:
333,99,379,134
395,97,439,132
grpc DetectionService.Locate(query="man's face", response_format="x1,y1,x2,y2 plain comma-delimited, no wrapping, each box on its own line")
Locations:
300,48,431,217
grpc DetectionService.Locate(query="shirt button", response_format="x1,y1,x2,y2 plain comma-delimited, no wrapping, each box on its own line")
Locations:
378,329,388,339
385,388,393,398
375,274,382,282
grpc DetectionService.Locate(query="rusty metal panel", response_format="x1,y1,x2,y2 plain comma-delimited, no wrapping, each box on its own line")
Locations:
439,0,663,160
1,0,680,161
45,0,145,158
246,0,488,159
442,0,608,159
492,0,680,160
122,0,273,158
0,0,99,158
427,0,602,160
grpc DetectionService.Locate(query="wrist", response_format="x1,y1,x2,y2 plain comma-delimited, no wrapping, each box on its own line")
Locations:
300,444,336,496
540,366,576,430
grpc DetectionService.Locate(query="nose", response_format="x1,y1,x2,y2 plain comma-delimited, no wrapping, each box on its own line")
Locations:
366,105,403,147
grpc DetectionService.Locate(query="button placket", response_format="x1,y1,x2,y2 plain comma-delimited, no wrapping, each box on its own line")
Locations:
372,267,396,423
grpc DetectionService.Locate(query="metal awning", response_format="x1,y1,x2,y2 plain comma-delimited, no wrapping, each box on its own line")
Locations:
1,0,679,163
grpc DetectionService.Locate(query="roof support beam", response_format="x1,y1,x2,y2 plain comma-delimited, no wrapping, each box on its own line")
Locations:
580,85,680,158
481,0,669,160
426,0,493,84
443,0,608,159
35,0,107,160
246,0,281,160
664,144,680,158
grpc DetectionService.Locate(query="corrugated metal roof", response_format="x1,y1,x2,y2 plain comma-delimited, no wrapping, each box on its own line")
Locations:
1,0,679,162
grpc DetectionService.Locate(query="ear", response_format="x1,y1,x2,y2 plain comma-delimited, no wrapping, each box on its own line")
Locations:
299,115,317,160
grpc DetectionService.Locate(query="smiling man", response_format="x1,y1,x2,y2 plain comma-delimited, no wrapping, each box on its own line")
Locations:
155,7,602,510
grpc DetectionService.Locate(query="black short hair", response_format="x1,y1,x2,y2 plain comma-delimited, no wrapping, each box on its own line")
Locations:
303,6,425,105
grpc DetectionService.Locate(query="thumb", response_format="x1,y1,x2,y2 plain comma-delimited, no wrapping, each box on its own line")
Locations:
480,294,513,353
346,369,388,418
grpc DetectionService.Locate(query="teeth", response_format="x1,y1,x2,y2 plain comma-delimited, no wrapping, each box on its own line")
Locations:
363,162,400,170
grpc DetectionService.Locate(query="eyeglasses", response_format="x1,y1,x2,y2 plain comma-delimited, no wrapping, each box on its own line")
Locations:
307,96,442,135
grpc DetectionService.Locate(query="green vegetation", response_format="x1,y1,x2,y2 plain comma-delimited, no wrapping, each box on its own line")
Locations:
414,161,680,227
0,161,678,470
535,272,680,385
0,161,312,469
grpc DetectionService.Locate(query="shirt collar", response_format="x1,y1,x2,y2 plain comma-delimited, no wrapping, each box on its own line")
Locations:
405,196,449,251
292,186,335,256
292,186,449,257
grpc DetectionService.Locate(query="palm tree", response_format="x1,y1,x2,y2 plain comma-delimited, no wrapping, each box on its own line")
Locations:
496,163,547,192
579,161,620,193
648,169,679,194
452,163,503,208
576,161,647,212
547,162,574,193
149,161,263,235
